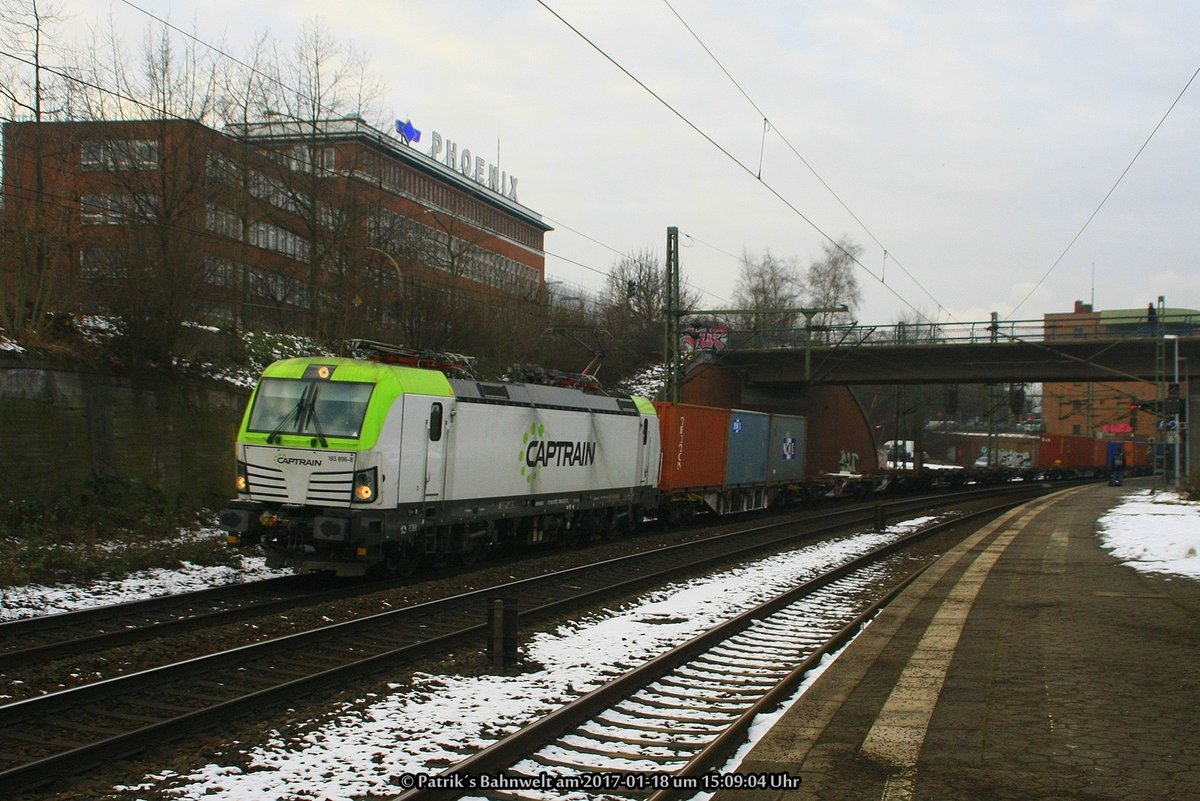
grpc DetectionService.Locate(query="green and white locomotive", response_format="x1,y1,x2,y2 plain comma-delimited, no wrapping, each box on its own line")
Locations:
218,342,661,576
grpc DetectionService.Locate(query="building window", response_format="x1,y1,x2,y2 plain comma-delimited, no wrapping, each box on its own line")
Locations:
285,144,336,174
248,266,305,306
80,247,126,279
248,170,298,214
80,193,156,225
1072,424,1082,435
249,221,309,262
203,256,238,288
81,139,160,171
206,204,242,239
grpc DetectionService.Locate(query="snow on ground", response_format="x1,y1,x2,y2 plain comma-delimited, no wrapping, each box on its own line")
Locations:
0,328,24,353
0,532,289,621
1097,489,1200,579
125,517,941,800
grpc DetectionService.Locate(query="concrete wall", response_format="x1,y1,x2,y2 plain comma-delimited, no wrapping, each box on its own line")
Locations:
0,356,248,507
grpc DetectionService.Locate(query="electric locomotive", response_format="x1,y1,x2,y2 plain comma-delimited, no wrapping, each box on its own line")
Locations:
218,342,660,576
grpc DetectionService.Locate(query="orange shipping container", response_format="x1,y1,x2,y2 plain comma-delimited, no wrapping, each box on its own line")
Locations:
653,402,729,492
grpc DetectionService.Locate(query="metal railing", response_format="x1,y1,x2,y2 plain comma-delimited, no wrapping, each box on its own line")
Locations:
715,312,1200,351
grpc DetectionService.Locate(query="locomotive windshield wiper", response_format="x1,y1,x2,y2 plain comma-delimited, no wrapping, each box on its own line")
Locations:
302,385,330,448
267,382,320,445
266,398,303,444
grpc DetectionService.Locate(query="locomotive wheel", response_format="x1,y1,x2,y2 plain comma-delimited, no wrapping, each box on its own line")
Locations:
561,516,584,548
459,536,485,566
383,545,421,579
611,510,635,538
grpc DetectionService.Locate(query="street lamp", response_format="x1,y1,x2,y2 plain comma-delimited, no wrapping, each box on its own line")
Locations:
1165,334,1181,486
1183,357,1191,481
365,245,406,335
365,245,402,283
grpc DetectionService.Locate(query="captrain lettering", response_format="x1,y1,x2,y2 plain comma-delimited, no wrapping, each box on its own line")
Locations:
525,440,597,468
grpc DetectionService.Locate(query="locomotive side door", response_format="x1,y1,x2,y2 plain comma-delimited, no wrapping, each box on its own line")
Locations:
636,413,660,488
635,417,650,485
422,398,450,501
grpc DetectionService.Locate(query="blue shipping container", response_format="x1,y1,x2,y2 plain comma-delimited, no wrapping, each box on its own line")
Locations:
768,414,808,483
725,410,770,487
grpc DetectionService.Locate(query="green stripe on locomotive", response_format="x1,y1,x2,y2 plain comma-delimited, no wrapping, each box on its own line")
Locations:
631,396,657,416
237,357,453,451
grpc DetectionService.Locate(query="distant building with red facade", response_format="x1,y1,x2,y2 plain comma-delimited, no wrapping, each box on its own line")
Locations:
1,116,550,336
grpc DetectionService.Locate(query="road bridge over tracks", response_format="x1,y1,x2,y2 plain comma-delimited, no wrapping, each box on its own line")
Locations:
680,313,1198,481
706,316,1200,387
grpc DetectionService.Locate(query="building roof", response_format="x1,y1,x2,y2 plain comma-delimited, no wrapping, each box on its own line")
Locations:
1099,307,1199,324
223,117,552,233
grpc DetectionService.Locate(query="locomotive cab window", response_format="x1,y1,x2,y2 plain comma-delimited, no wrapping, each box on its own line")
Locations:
429,402,443,442
247,378,373,440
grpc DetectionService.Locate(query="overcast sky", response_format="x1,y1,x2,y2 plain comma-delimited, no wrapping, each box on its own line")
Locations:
46,1,1200,326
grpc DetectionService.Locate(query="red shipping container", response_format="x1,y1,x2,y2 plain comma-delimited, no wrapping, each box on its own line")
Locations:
654,402,729,492
1037,433,1108,469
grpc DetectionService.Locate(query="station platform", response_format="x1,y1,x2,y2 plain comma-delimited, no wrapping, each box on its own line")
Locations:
712,479,1200,801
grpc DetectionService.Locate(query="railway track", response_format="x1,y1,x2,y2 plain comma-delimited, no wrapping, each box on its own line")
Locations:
0,484,1053,794
2,485,1044,693
387,496,1040,801
0,573,397,672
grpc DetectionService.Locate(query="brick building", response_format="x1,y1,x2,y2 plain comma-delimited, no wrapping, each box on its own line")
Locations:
1,116,551,342
1043,300,1197,440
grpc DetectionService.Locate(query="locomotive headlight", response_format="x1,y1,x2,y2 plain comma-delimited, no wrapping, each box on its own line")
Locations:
352,467,377,504
235,462,249,493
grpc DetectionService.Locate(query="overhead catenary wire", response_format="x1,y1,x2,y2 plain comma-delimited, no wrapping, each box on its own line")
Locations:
541,214,732,307
659,0,951,322
1009,62,1200,319
535,0,935,326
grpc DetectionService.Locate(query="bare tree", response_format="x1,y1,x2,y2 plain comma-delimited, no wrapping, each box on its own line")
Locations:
596,249,701,380
0,0,74,340
732,248,804,345
208,32,284,331
258,21,382,341
891,307,942,344
69,22,225,361
604,249,663,322
806,235,862,331
0,0,67,121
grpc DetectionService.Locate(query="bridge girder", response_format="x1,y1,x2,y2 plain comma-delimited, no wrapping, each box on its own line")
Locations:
716,337,1200,386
